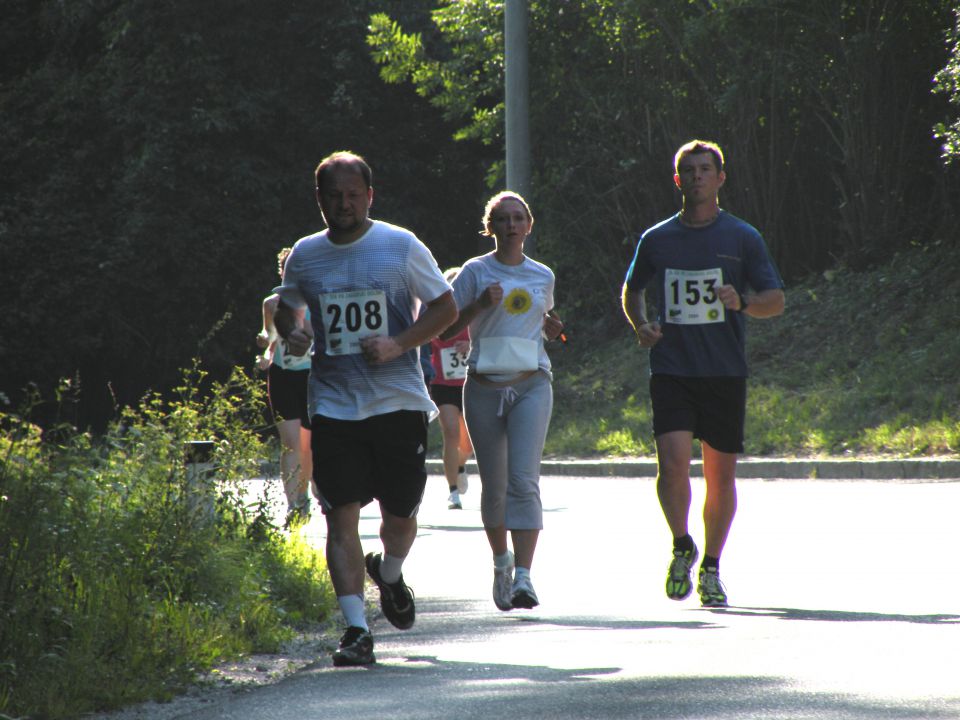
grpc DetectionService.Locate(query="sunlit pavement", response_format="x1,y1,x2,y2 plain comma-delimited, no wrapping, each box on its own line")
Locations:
224,472,960,720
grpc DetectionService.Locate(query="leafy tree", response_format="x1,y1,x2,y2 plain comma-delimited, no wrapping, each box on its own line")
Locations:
368,0,956,330
0,0,489,428
934,5,960,161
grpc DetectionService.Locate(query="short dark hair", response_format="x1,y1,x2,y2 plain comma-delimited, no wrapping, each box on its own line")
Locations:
315,151,372,190
674,140,724,174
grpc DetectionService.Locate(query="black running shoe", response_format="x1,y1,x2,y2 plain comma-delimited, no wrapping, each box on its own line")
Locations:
365,552,416,630
332,626,375,667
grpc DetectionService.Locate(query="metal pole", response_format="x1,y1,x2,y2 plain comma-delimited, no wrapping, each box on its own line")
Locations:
505,0,533,256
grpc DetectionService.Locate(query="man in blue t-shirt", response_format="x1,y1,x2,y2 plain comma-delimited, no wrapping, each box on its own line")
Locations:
622,140,785,608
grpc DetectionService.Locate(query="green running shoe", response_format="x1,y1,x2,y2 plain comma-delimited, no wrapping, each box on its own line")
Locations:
666,544,699,600
698,566,729,607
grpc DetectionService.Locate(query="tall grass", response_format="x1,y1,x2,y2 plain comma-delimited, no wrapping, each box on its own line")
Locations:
0,365,335,719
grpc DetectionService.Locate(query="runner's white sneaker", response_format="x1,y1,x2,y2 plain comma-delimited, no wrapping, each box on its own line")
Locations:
510,574,539,609
493,551,515,611
447,490,462,509
457,469,469,494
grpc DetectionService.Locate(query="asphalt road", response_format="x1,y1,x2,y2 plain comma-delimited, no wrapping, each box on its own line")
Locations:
180,472,959,720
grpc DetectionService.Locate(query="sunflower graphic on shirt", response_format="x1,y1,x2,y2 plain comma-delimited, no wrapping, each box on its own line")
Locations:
504,288,533,315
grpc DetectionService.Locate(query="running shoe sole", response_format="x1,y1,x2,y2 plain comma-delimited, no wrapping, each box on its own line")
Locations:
511,589,539,609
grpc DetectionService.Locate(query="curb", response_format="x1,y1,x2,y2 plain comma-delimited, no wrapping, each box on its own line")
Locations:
426,457,960,480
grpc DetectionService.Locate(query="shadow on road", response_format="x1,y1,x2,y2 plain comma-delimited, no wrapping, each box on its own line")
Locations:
714,606,960,624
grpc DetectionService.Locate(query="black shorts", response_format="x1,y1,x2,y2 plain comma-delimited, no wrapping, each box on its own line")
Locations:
310,410,428,517
649,374,746,454
267,364,310,429
429,383,463,412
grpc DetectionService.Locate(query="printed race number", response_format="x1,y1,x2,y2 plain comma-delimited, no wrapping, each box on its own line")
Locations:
664,268,725,324
440,346,468,380
319,289,387,355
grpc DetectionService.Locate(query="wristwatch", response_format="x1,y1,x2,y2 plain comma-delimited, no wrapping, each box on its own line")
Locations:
738,292,749,312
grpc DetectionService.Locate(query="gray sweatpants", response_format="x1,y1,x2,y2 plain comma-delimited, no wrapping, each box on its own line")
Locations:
463,371,553,530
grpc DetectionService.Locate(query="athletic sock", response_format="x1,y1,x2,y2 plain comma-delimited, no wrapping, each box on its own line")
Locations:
493,550,513,569
458,465,465,474
449,485,457,492
702,555,720,572
337,593,368,630
514,566,531,582
379,553,404,584
673,533,696,554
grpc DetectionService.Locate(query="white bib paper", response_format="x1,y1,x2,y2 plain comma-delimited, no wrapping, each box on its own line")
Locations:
319,289,387,356
440,346,468,380
475,337,538,374
664,267,725,325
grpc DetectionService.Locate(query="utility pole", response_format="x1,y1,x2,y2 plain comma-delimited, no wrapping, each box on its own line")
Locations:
505,0,533,256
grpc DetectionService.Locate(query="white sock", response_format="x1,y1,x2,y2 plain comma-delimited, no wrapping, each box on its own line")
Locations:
514,566,531,582
493,551,513,569
337,593,367,630
379,553,404,584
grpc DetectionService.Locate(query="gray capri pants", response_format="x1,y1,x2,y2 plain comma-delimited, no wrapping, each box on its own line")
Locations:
463,370,553,530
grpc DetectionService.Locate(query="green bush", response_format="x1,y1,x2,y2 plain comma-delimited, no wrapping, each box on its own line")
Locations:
0,365,335,719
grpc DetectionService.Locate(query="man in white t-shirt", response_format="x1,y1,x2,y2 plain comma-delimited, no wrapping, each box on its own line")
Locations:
274,151,457,666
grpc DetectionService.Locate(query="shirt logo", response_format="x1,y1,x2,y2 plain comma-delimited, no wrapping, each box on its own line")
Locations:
504,288,533,315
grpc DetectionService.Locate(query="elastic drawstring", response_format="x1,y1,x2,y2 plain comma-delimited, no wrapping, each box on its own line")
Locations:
497,386,519,417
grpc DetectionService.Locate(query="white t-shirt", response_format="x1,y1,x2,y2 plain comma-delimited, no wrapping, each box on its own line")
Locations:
452,252,555,383
278,220,452,420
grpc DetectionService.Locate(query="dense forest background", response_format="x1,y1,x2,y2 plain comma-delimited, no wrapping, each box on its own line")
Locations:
2,0,959,430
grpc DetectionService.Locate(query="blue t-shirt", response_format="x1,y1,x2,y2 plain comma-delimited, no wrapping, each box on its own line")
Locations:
624,211,783,377
278,220,452,420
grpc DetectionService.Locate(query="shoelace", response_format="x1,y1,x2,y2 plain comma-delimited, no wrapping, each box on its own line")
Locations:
497,386,519,416
701,571,725,594
670,551,693,578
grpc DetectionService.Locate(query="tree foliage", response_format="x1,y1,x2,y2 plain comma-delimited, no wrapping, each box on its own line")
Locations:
2,0,957,428
934,5,960,161
0,0,490,428
368,0,957,326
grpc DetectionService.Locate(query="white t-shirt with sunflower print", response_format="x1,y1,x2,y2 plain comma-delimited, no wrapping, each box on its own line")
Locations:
452,252,555,382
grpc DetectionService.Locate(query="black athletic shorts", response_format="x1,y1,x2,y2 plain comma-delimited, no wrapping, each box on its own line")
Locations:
267,364,310,429
310,410,428,517
429,383,464,412
649,374,746,454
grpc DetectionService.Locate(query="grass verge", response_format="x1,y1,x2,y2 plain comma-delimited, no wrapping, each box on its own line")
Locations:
0,365,336,719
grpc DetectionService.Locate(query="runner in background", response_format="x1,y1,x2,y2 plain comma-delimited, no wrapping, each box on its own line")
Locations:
256,247,313,527
429,267,473,509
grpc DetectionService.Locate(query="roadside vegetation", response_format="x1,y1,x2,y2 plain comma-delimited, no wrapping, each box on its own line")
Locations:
0,366,335,719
